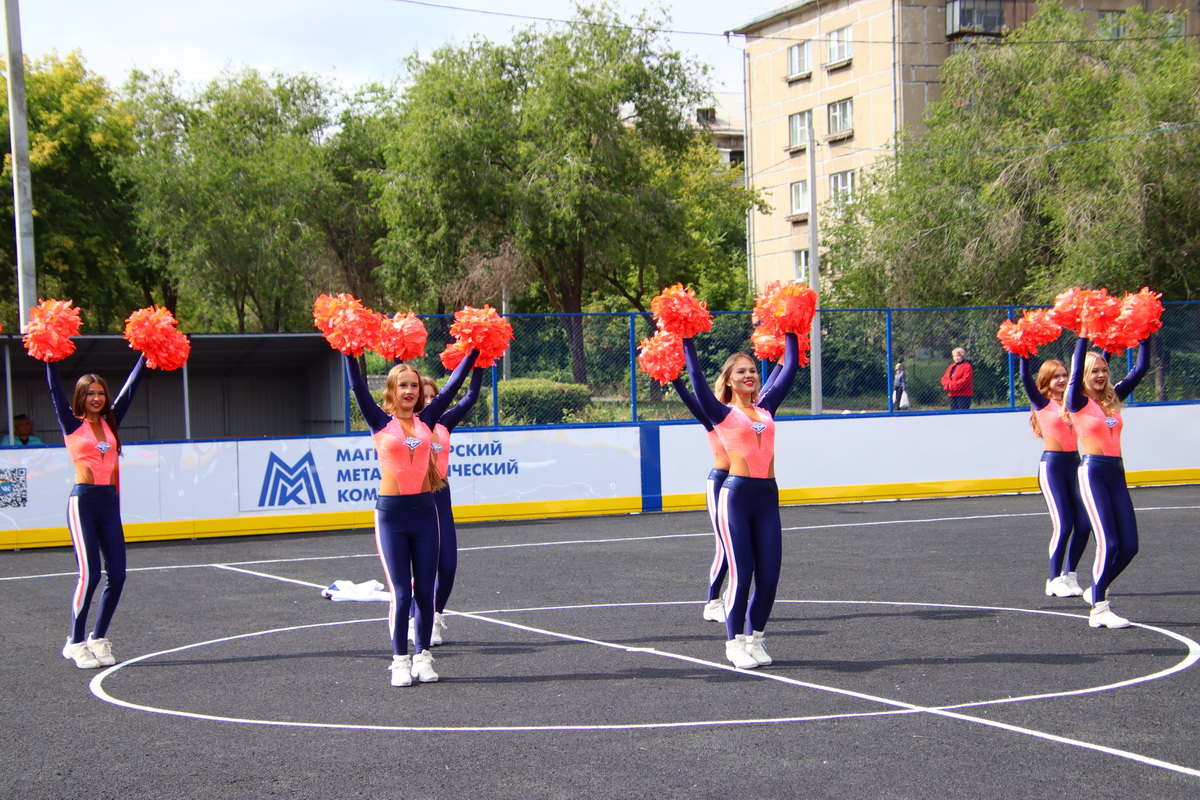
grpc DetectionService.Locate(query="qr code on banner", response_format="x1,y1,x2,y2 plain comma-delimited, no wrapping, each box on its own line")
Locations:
0,468,28,508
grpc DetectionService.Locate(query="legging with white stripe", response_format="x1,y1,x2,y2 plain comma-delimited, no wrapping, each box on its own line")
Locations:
375,493,440,654
719,476,782,637
1077,455,1138,603
1038,451,1090,580
706,468,729,602
67,484,126,644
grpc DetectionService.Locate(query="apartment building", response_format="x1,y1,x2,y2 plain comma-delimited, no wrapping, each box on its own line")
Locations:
731,0,1197,292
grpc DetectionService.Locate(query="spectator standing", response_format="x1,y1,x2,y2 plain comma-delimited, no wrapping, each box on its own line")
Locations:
941,348,974,410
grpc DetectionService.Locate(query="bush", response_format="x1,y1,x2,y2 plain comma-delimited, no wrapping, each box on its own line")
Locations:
496,378,592,425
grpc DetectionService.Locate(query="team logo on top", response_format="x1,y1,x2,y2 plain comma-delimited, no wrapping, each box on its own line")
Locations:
431,443,444,454
751,422,767,435
258,452,326,507
403,436,422,451
96,441,112,454
1105,417,1118,429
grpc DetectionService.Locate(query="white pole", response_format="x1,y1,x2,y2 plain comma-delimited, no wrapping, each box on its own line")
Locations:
181,360,192,439
807,122,822,415
4,0,37,330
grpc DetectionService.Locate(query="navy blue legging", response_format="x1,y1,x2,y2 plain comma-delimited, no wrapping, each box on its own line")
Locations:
1077,455,1138,604
375,493,439,654
434,485,457,612
706,469,729,602
717,476,782,638
1037,451,1090,579
66,484,126,644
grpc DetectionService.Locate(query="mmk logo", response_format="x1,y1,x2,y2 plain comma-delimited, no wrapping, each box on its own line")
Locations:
258,452,326,507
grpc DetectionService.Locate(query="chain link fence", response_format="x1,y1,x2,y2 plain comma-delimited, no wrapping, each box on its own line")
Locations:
348,302,1200,430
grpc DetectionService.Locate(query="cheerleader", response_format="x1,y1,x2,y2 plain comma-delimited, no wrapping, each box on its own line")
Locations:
682,333,799,668
50,358,146,668
1020,357,1090,598
410,367,485,646
345,350,477,685
1064,333,1150,628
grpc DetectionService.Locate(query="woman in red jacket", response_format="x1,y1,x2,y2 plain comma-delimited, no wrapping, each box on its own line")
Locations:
941,347,974,410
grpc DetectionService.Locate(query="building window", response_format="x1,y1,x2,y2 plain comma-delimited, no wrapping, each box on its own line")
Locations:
793,249,810,284
828,99,853,136
790,180,809,216
946,0,1005,37
830,170,855,209
1164,12,1185,40
787,42,812,78
1098,11,1124,39
827,27,852,65
788,110,812,148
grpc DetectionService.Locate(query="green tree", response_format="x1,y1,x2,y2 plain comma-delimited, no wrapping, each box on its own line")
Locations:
117,68,336,332
0,52,142,331
825,4,1200,308
375,3,748,381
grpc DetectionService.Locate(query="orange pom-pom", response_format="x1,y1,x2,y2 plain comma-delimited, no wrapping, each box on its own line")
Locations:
378,312,428,362
751,327,784,362
753,281,818,337
996,309,1063,358
650,284,712,338
312,293,381,357
449,305,513,362
1118,287,1164,343
23,299,83,362
124,305,191,370
637,330,685,385
440,339,496,370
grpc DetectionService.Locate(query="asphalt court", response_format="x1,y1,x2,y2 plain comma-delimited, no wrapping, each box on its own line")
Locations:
3,485,1199,799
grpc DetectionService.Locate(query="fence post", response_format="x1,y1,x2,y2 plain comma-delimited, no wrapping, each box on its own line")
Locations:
628,313,638,422
885,309,894,412
491,364,500,427
1007,306,1017,409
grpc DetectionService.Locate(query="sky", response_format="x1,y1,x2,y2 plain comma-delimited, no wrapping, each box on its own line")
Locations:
10,0,783,93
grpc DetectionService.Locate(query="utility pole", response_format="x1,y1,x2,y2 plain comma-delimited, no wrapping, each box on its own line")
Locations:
5,0,36,328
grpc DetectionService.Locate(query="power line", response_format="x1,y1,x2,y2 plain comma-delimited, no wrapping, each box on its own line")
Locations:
388,0,1198,49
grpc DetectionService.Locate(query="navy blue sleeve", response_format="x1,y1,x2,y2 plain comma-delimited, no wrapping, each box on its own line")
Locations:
46,362,82,437
683,338,732,426
1064,336,1089,413
757,332,800,415
344,354,390,433
111,356,146,426
420,349,479,428
1113,337,1151,401
1020,357,1048,410
439,367,485,433
760,360,784,396
671,376,713,431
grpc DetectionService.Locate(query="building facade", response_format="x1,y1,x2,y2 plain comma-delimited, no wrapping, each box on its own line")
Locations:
732,0,1197,292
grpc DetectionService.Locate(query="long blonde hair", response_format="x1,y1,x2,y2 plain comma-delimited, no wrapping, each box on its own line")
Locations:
1082,351,1122,416
1029,359,1065,439
380,364,445,492
715,353,759,405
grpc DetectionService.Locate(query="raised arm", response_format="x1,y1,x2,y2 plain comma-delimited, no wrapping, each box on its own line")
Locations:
757,332,800,415
46,362,83,437
1113,336,1151,401
760,359,784,397
1019,357,1048,411
111,356,146,426
438,367,485,433
671,376,714,431
344,354,390,433
1064,336,1089,413
683,338,732,426
419,348,479,427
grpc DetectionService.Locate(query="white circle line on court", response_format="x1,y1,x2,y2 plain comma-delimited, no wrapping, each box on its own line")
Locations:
89,598,1200,778
7,503,1198,582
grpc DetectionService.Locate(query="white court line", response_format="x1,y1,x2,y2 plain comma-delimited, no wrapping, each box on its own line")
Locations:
212,564,326,589
88,589,1200,778
7,503,1198,582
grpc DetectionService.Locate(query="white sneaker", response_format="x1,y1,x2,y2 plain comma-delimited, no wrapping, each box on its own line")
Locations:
431,612,446,646
1089,601,1130,629
744,631,773,666
62,640,101,669
390,655,413,687
725,635,759,669
1062,572,1084,596
1083,585,1095,605
407,617,416,645
86,635,116,666
702,599,726,623
411,650,439,683
1045,576,1074,597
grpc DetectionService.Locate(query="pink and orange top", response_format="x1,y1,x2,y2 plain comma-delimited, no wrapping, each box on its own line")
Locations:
47,359,145,486
1063,336,1150,458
